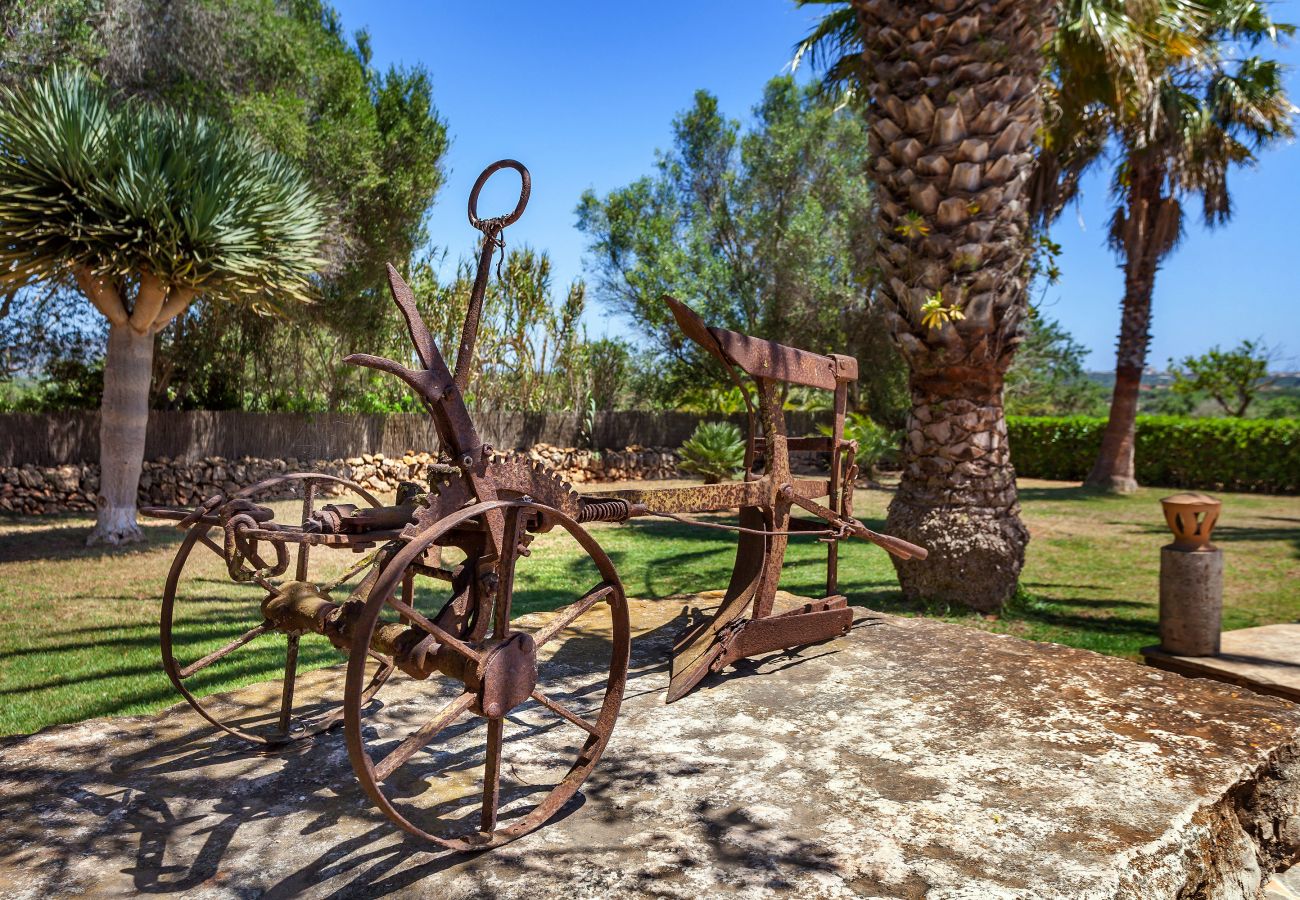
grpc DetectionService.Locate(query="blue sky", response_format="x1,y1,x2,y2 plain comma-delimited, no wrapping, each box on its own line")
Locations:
333,0,1300,371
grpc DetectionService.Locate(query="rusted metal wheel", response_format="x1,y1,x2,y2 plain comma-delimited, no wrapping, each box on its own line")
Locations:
160,473,395,746
343,498,630,849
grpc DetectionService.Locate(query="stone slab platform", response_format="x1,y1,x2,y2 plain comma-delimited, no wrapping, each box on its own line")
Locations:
1144,624,1300,703
3,594,1300,899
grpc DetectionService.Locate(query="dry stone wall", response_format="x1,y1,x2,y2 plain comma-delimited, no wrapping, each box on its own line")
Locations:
0,445,681,514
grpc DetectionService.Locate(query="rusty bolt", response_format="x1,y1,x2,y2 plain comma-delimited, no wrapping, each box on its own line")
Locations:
460,453,475,469
485,701,503,718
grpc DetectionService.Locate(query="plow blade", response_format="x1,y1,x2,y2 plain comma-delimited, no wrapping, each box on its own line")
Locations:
667,595,854,703
667,593,752,703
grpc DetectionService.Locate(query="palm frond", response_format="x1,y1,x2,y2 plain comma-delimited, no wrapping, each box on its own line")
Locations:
791,2,865,101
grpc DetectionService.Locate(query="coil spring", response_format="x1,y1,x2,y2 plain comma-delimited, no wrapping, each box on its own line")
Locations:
577,498,632,523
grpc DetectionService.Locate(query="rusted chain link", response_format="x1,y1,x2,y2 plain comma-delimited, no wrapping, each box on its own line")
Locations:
221,504,289,583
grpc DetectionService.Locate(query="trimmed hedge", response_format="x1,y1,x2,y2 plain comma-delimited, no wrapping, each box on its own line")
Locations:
1006,416,1300,494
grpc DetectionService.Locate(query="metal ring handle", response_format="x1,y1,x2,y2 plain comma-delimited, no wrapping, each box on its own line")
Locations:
467,159,530,230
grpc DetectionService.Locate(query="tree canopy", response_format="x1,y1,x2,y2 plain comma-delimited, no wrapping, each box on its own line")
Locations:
1169,340,1275,417
0,68,325,308
0,0,449,411
576,76,903,418
1004,313,1106,416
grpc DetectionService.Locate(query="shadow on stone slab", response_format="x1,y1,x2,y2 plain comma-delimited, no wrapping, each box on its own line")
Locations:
8,595,1300,898
0,603,709,898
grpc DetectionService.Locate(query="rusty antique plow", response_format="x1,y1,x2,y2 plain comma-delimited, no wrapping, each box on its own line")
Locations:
146,160,926,849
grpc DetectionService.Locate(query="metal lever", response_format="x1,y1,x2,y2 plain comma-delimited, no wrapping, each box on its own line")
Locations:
456,160,531,393
782,486,929,561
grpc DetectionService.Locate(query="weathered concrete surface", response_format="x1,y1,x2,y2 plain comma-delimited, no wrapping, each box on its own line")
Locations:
1145,624,1300,704
1267,867,1300,899
3,593,1300,899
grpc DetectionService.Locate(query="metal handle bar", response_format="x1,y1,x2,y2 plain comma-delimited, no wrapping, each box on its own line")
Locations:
467,159,530,231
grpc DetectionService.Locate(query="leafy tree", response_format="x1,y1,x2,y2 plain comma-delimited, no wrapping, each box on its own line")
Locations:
0,281,103,395
1005,313,1107,416
1169,340,1275,417
1140,386,1199,417
1254,390,1300,419
794,0,1056,611
0,69,325,542
1,0,448,411
584,337,637,411
576,76,900,413
1033,0,1294,491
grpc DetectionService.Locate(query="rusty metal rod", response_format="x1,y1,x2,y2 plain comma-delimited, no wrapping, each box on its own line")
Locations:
179,623,270,679
530,688,600,736
640,509,839,538
373,691,476,782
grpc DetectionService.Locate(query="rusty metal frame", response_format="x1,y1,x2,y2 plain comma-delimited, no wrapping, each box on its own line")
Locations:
145,159,927,850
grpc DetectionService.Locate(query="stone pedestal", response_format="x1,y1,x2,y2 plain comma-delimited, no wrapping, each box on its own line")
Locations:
1158,545,1224,656
3,594,1300,898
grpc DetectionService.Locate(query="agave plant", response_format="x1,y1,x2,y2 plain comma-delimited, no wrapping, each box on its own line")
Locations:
0,68,325,543
678,421,747,484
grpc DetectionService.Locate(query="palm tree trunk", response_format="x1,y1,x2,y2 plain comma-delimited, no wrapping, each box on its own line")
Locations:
1084,284,1151,492
1086,161,1165,493
89,322,154,544
889,369,1028,612
853,0,1054,611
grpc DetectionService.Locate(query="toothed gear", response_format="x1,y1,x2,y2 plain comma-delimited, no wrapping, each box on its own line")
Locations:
405,453,581,537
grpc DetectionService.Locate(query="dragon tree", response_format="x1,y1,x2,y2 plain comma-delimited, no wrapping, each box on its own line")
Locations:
0,69,325,544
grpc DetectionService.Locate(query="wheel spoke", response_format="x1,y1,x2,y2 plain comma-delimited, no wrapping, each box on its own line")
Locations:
530,688,600,737
399,569,415,626
531,583,615,650
481,717,503,833
196,530,226,560
295,481,315,581
278,634,300,732
178,623,270,679
320,549,379,593
374,691,476,782
387,596,482,666
251,572,280,593
492,507,527,640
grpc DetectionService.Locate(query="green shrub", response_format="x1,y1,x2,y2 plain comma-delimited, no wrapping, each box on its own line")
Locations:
819,412,901,474
678,421,747,484
1007,416,1300,493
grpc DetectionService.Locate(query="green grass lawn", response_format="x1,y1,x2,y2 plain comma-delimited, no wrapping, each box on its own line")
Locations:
0,478,1296,736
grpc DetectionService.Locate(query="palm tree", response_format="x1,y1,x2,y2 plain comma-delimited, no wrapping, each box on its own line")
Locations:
1035,0,1294,492
796,0,1056,611
0,69,325,543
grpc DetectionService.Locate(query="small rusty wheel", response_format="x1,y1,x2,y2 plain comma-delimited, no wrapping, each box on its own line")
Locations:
344,499,630,849
160,473,394,746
